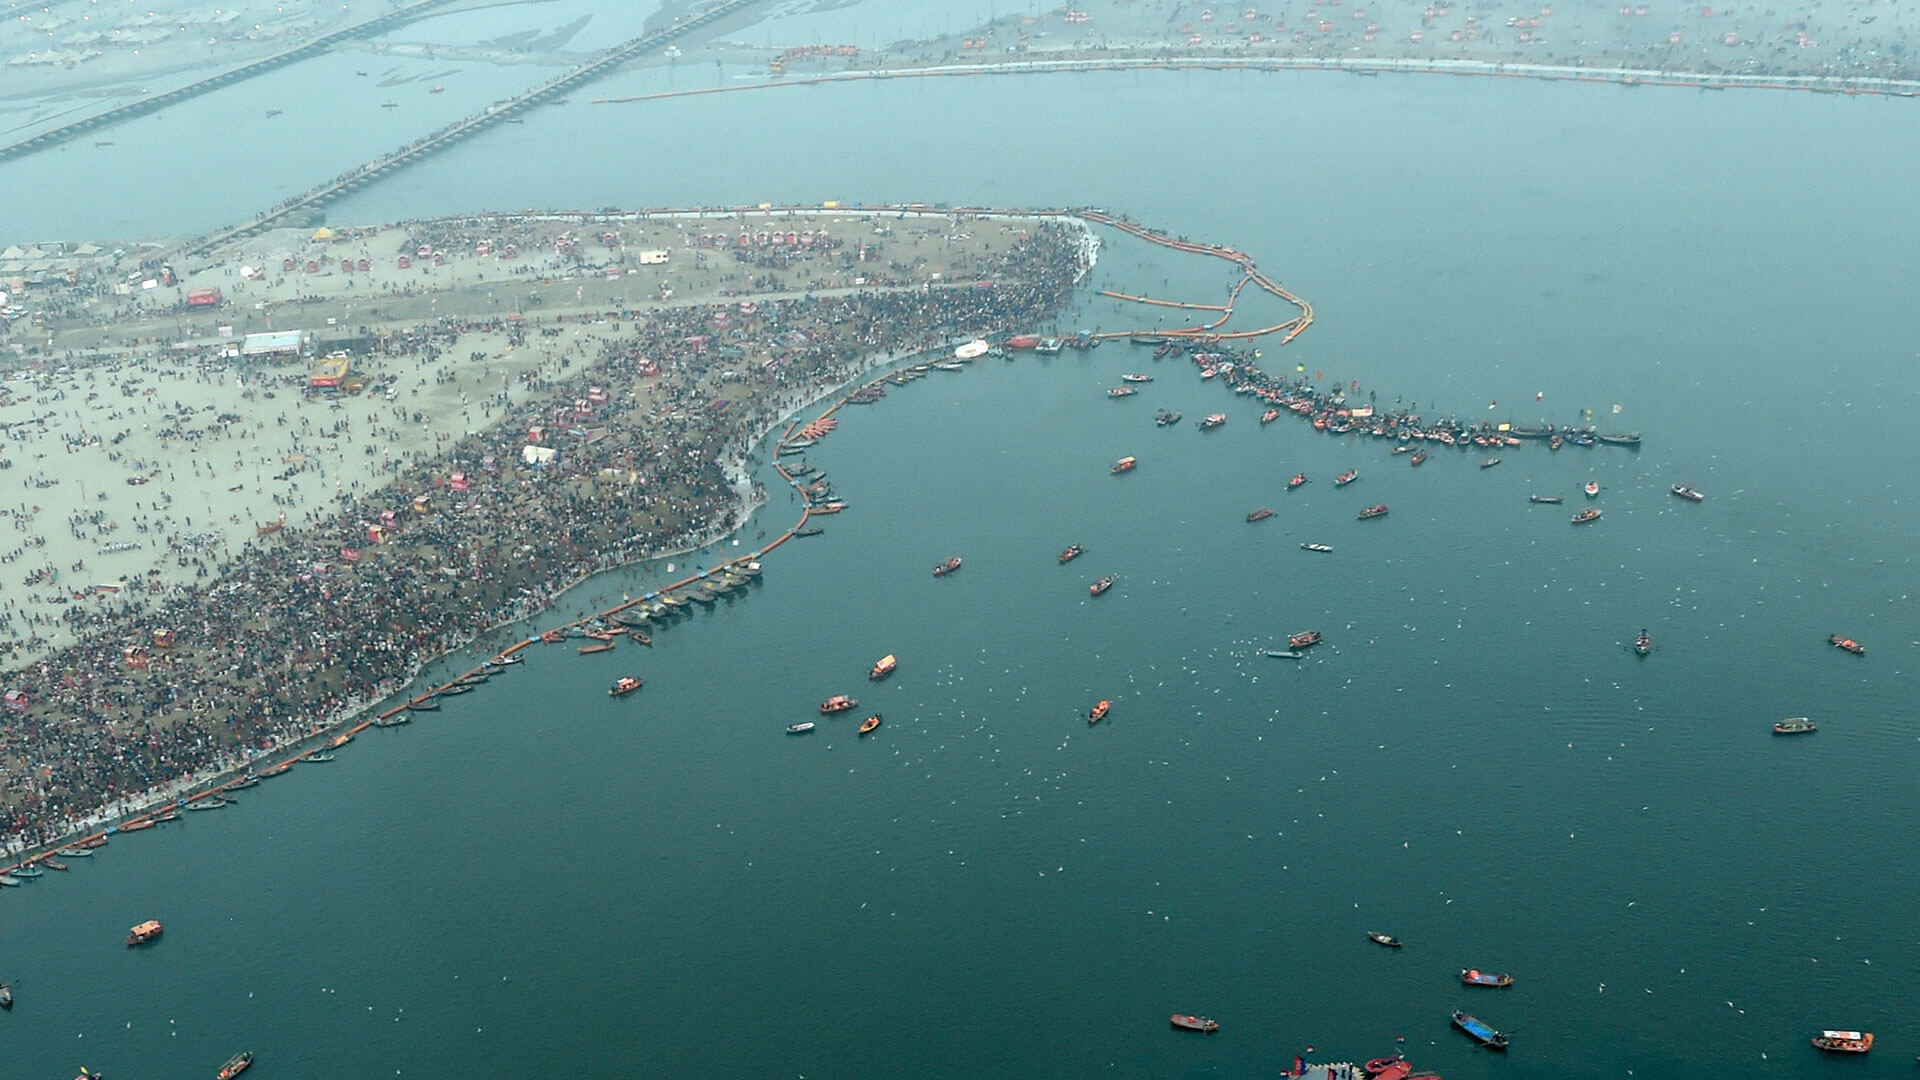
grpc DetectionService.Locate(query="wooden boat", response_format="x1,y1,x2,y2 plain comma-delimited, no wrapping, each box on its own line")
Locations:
1129,333,1169,346
1290,630,1323,649
540,630,566,644
1334,469,1357,486
328,733,353,749
582,628,615,642
1598,432,1642,446
439,683,475,695
1811,1030,1872,1053
55,847,91,858
858,714,882,735
1089,576,1115,596
1301,543,1333,553
1358,505,1389,520
407,697,441,711
1122,373,1153,383
218,1051,254,1079
786,721,816,734
126,919,163,947
1107,386,1137,398
1170,1014,1219,1033
1058,544,1084,564
304,752,335,763
794,525,825,537
1261,408,1280,424
1199,413,1227,430
1671,483,1704,502
608,676,643,697
1828,634,1865,655
372,714,410,727
933,556,962,577
1247,508,1275,523
820,695,858,714
152,810,182,822
870,654,897,680
1287,473,1307,490
42,858,68,871
1452,1010,1509,1050
1089,699,1111,725
579,642,616,654
1529,494,1563,504
184,799,227,811
80,836,109,849
1409,450,1428,466
1584,481,1600,498
1774,717,1817,735
1572,508,1602,525
627,629,652,646
1460,969,1514,988
1481,457,1501,468
1634,629,1652,656
1366,930,1400,948
1111,456,1137,474
1154,410,1182,427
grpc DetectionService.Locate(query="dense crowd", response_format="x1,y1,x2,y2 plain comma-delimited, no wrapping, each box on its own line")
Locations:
0,220,1088,854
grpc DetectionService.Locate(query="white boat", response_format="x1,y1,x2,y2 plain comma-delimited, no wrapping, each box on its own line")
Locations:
953,340,989,360
786,722,816,734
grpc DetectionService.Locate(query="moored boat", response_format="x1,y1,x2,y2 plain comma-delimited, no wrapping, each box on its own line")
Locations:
1130,333,1169,346
578,641,616,654
1005,334,1041,350
126,920,163,947
1452,1009,1509,1050
408,697,441,711
1598,432,1642,446
1301,543,1333,553
1290,630,1323,649
1811,1030,1872,1053
858,714,881,735
1634,629,1652,656
608,676,643,697
1572,508,1602,525
1366,930,1400,948
1358,504,1389,520
820,695,858,714
1460,969,1514,988
304,752,336,763
121,818,157,831
1058,544,1084,564
1111,456,1137,474
1247,508,1275,523
218,1051,254,1079
1089,575,1115,596
870,654,897,680
1773,717,1817,735
1334,469,1357,486
42,858,68,871
933,556,962,577
786,721,816,734
1170,1014,1219,1033
1671,483,1704,502
1089,699,1111,724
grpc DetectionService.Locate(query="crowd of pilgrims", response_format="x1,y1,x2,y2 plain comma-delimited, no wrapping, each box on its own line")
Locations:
0,222,1085,854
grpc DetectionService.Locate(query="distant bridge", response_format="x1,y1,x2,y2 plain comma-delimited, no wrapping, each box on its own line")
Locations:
0,0,465,165
180,0,762,259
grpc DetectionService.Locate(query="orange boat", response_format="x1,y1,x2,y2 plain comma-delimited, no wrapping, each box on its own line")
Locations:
540,630,565,644
120,818,156,832
1058,544,1084,564
1829,634,1865,655
1811,1030,1872,1053
1111,456,1137,475
870,654,897,680
608,676,643,697
820,695,858,714
1289,630,1322,649
858,714,882,735
1261,409,1279,424
126,919,163,947
627,629,652,646
1089,699,1111,724
1334,469,1357,486
933,556,962,577
1287,472,1307,490
1572,508,1602,525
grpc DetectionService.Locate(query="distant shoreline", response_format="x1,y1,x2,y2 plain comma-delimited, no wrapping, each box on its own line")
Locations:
596,52,1920,108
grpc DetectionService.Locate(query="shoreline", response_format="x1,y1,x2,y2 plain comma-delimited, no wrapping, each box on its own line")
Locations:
0,208,1110,866
593,52,1920,108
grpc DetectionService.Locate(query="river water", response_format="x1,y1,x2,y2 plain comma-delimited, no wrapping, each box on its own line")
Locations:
6,42,1920,1080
